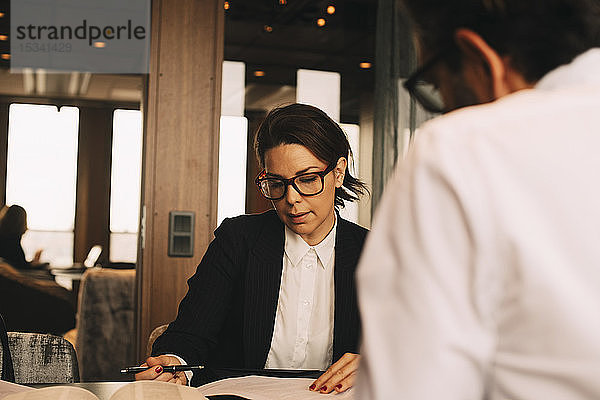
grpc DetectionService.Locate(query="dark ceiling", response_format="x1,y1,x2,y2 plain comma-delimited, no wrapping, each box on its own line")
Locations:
0,1,8,68
0,0,377,122
224,0,377,123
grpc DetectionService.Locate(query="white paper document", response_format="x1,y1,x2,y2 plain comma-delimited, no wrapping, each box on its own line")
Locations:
1,386,96,400
1,376,353,400
1,381,207,400
198,376,354,400
0,381,33,399
112,381,205,400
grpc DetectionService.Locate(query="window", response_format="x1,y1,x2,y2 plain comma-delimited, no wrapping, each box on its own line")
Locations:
109,109,143,263
218,61,248,225
218,116,248,225
5,104,79,265
339,123,360,223
296,69,362,223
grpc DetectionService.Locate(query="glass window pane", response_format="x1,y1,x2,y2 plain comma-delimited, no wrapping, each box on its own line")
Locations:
109,232,138,264
110,109,143,262
218,61,248,225
296,69,341,122
339,123,360,224
21,231,74,266
218,116,248,225
5,104,79,265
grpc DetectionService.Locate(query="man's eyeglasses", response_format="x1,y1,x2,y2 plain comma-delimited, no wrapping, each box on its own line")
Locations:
255,164,335,200
403,50,448,114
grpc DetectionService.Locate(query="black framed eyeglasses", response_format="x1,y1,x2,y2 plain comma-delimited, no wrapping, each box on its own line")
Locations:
403,50,449,114
255,164,336,200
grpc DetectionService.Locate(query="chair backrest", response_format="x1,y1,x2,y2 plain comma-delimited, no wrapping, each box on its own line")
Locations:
76,268,136,381
146,324,169,358
0,332,79,384
0,314,15,382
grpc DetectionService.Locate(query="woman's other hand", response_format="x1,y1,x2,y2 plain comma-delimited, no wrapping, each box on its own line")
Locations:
309,352,360,394
134,355,187,385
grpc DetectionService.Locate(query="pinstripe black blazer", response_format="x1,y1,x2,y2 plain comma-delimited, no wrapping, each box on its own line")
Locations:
152,209,368,385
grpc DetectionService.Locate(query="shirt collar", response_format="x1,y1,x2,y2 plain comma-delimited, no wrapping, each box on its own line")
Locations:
284,216,337,269
536,48,600,91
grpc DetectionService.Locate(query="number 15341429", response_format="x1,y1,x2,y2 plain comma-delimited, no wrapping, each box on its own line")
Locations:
19,42,72,53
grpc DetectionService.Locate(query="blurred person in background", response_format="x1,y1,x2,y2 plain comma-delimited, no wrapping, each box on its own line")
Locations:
0,205,45,270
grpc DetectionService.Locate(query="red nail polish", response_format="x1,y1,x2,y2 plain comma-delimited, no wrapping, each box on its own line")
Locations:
309,384,316,390
335,384,342,390
155,366,163,373
320,386,327,391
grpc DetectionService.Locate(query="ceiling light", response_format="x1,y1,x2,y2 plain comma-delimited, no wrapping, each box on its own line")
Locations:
359,62,372,69
93,41,106,48
0,35,7,41
264,25,273,33
1,54,10,60
317,18,326,27
224,1,230,10
254,70,265,77
327,5,336,14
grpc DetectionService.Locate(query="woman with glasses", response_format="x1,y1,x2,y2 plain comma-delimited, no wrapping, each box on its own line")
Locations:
137,103,368,394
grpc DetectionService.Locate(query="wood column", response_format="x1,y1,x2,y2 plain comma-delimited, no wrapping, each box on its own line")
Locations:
74,106,113,263
137,0,224,359
0,101,8,206
358,94,374,228
245,110,271,214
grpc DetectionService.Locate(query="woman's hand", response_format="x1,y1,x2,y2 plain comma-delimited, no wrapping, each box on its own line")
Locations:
309,353,360,394
134,355,187,385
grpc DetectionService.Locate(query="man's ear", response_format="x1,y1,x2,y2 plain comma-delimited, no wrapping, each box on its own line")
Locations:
454,28,512,100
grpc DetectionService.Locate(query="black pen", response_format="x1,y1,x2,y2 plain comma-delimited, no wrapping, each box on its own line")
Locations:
120,365,205,374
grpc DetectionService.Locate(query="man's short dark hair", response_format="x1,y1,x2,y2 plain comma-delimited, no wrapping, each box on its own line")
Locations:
401,0,600,82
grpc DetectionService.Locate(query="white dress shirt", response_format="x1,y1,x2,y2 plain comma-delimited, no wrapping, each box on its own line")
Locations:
356,49,600,400
265,218,337,370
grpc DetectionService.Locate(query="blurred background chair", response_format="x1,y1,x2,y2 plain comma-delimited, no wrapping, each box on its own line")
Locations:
146,324,168,358
0,313,15,382
0,331,79,384
0,261,76,334
66,268,136,381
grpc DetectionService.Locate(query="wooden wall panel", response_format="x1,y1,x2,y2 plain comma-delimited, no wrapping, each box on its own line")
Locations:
358,94,374,228
0,101,8,206
137,0,224,359
245,110,271,214
74,106,113,263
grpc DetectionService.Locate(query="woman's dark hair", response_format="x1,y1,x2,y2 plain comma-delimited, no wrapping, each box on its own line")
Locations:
0,205,28,238
254,103,368,209
401,0,600,82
